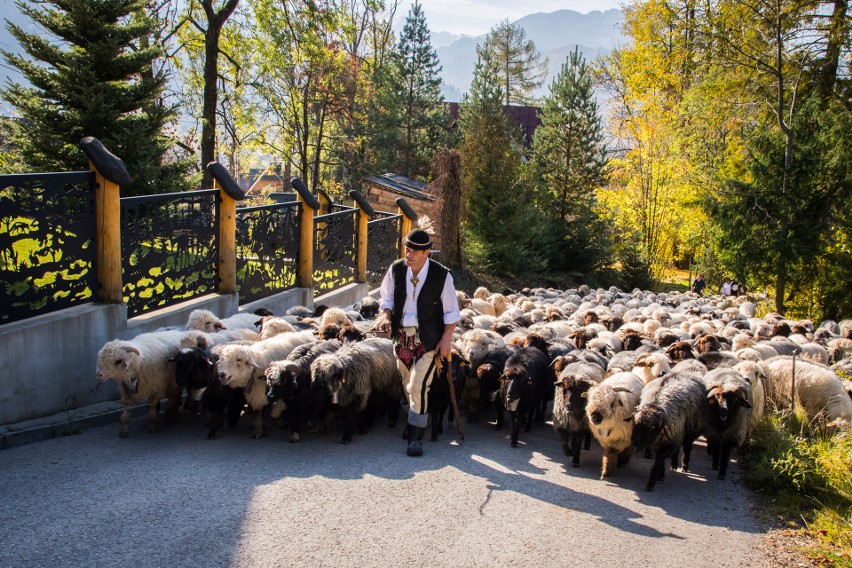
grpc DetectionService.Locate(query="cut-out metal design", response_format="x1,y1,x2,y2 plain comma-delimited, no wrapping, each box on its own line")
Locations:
367,213,402,288
1,172,97,325
313,207,357,295
120,190,218,318
236,201,300,304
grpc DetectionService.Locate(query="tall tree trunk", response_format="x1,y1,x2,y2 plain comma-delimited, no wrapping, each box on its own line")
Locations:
200,0,240,189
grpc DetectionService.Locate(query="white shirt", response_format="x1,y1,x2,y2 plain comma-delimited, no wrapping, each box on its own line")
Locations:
722,282,732,296
379,258,460,327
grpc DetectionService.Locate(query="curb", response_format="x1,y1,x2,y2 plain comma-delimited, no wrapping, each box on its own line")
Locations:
0,401,149,450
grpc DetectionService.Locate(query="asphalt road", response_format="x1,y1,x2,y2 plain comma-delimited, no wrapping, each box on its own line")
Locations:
0,409,769,568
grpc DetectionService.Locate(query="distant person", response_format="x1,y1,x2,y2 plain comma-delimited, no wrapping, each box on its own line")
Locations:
731,281,739,296
691,274,706,296
722,278,732,296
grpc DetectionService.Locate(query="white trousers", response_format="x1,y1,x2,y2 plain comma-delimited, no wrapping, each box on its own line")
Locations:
398,350,437,428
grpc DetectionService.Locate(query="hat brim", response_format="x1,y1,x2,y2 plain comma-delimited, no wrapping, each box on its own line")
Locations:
404,238,431,251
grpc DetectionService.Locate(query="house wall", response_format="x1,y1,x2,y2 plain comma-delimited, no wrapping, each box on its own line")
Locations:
364,183,443,251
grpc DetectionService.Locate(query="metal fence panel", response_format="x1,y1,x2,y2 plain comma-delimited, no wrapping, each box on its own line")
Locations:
236,201,300,304
367,213,401,289
313,208,357,296
120,190,219,318
1,171,97,325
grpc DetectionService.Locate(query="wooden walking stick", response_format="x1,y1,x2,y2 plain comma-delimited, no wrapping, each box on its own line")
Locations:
445,352,465,441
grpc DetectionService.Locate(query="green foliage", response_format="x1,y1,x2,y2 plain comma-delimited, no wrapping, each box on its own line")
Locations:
459,47,535,274
1,0,192,195
389,0,451,179
740,412,852,563
527,47,611,275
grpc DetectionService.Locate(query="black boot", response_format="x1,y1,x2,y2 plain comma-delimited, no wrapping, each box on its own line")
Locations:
406,426,425,457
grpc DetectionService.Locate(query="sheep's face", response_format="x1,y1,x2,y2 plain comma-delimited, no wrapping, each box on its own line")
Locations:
586,387,624,426
666,341,694,361
707,387,751,426
556,375,594,414
499,368,531,411
631,406,666,451
312,359,346,404
217,347,258,387
172,348,212,390
265,362,302,403
96,343,141,395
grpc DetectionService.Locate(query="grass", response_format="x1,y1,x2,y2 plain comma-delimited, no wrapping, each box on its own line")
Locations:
739,408,852,566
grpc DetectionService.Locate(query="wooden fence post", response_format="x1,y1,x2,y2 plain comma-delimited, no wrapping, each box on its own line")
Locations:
291,178,321,289
350,191,376,283
395,197,418,257
79,137,130,304
207,162,245,295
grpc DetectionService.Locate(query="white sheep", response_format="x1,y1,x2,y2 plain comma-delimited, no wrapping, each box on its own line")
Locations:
320,307,352,327
473,286,490,300
733,360,766,429
257,316,297,340
180,328,260,351
763,356,852,428
185,309,260,332
470,297,497,316
95,329,184,437
631,351,672,384
216,330,317,438
455,329,505,369
585,371,644,480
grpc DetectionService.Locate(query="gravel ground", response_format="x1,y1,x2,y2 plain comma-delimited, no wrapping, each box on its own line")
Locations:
0,410,817,567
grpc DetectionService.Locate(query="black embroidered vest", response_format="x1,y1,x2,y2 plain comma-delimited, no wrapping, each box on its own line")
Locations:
390,258,449,352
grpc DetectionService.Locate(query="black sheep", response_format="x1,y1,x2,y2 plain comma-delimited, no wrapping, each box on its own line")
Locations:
427,350,469,441
499,337,552,447
265,340,342,442
171,347,245,440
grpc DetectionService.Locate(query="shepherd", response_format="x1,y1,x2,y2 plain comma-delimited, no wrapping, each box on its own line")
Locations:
375,229,460,457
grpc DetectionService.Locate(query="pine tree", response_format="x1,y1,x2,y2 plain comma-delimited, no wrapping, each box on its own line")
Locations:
459,46,534,272
483,19,548,106
392,0,449,178
1,0,191,195
528,47,610,272
532,48,607,220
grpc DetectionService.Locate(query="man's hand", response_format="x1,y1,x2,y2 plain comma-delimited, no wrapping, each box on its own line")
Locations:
377,309,392,336
435,336,452,359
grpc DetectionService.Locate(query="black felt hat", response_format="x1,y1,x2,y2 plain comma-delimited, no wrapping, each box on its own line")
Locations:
404,229,432,251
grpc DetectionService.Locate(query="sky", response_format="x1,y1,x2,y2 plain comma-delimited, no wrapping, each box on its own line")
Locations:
396,0,623,36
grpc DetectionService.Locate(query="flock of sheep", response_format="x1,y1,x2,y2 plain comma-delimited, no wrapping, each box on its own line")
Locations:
95,285,852,492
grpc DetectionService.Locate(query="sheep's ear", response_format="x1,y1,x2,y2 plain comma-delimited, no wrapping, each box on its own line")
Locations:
580,392,588,398
215,322,226,330
341,373,346,384
125,346,141,356
623,416,634,423
247,354,261,369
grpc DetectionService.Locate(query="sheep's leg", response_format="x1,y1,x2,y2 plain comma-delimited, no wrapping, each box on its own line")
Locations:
557,428,572,456
205,408,223,440
119,397,132,438
646,453,667,491
146,395,160,433
617,446,633,467
509,412,520,447
681,437,697,471
583,430,592,450
571,430,583,468
524,407,534,432
341,406,358,444
601,450,615,480
163,386,181,425
251,407,264,439
717,442,733,480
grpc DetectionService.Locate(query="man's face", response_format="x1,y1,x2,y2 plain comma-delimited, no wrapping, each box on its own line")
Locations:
404,246,429,270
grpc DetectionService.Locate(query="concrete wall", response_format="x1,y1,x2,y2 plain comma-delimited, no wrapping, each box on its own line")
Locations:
0,283,371,427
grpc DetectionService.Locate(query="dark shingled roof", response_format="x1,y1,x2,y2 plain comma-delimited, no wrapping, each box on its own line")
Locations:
363,173,436,201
